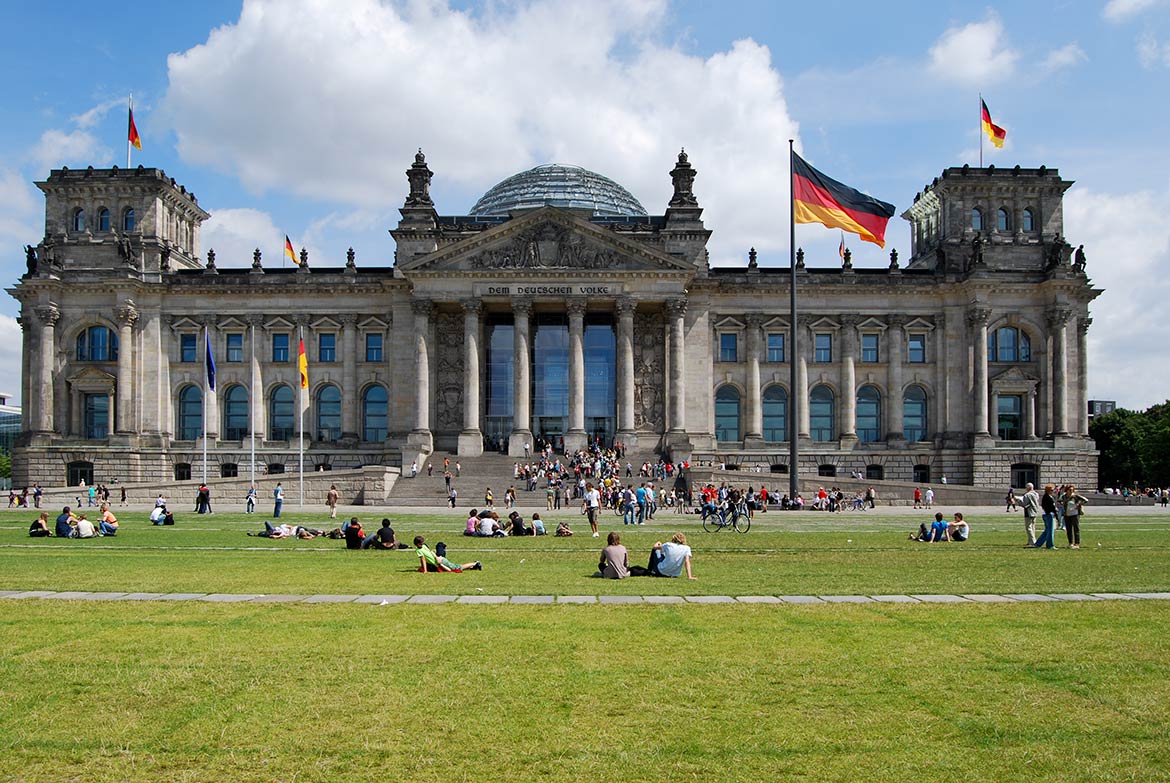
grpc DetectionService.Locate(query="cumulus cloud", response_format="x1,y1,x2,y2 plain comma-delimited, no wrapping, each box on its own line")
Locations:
71,97,128,130
1103,0,1167,21
201,207,299,268
1064,185,1170,409
27,129,113,174
0,315,23,403
161,0,800,264
1039,43,1087,74
927,13,1019,85
1137,32,1170,67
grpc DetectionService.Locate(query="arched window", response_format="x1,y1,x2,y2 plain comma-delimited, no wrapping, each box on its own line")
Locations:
269,385,294,440
362,384,388,442
1022,207,1035,232
997,207,1010,232
76,325,119,361
971,207,983,231
222,385,249,440
856,385,882,443
177,386,202,440
122,207,136,232
988,326,1032,362
762,385,788,442
810,385,835,442
72,208,86,232
317,384,341,442
715,386,741,442
903,386,928,443
97,207,110,232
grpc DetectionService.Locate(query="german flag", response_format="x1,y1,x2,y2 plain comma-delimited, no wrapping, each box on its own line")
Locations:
284,235,298,265
792,153,895,248
981,99,1006,149
128,105,142,151
297,337,308,389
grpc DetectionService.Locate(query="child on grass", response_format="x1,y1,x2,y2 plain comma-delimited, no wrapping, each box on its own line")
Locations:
413,535,481,573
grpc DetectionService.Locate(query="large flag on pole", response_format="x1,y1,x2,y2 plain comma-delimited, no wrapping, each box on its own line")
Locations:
205,328,217,392
981,99,1006,149
792,153,896,248
128,102,142,151
284,236,299,266
298,337,308,389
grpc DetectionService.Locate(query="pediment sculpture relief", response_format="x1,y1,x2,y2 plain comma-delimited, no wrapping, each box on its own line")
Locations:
468,224,625,270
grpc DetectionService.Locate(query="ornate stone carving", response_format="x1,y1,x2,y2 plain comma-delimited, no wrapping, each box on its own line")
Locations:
747,247,758,269
116,301,139,327
889,248,899,269
252,248,262,269
795,247,805,269
205,248,217,273
842,247,853,269
966,306,992,328
633,310,665,431
340,313,360,327
1078,316,1092,335
1045,306,1072,329
665,298,687,320
299,247,309,268
565,298,588,317
411,299,434,319
744,313,764,329
433,311,464,432
668,149,698,208
346,247,356,269
35,304,60,327
468,223,623,270
616,296,637,317
405,149,434,208
512,298,533,318
461,299,482,315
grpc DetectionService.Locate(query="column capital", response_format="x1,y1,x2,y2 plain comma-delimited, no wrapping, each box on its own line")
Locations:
35,304,60,327
245,313,266,328
1078,316,1092,335
116,302,139,327
744,312,765,329
886,314,909,329
293,313,311,327
566,298,588,317
340,313,360,326
512,297,533,318
967,306,992,328
665,298,687,319
461,299,482,315
616,296,638,317
411,298,434,318
839,313,861,328
1046,306,1072,329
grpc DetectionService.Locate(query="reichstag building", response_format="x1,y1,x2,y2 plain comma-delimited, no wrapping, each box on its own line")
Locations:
9,151,1100,488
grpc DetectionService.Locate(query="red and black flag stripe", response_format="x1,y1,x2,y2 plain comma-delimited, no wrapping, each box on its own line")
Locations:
792,152,895,248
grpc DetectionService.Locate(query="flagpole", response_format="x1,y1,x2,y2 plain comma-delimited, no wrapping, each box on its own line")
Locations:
202,325,208,485
979,94,983,168
127,93,133,169
788,140,799,501
298,325,304,509
250,323,256,488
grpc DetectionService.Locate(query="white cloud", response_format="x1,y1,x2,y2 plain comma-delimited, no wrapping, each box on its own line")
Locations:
927,14,1019,85
1039,43,1087,74
201,207,300,268
1103,0,1167,22
0,315,23,403
71,97,128,130
27,128,113,174
1064,185,1170,409
161,0,800,264
1137,32,1170,67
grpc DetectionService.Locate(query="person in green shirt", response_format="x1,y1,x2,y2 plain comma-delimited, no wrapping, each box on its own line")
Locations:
413,535,481,573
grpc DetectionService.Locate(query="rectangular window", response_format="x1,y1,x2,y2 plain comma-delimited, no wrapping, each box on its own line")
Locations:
861,333,879,363
997,394,1023,441
365,333,383,362
766,333,785,363
907,334,926,363
319,333,336,363
272,334,289,363
719,333,738,363
180,334,197,363
84,393,109,439
814,334,833,363
226,333,243,363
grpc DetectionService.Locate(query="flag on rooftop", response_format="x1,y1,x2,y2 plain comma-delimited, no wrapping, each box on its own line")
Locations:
127,103,141,151
792,153,896,248
981,99,1006,149
284,235,298,266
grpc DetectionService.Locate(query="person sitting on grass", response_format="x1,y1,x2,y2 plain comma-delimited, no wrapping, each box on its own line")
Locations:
477,512,505,537
343,517,365,550
531,512,546,536
506,511,531,536
947,512,970,542
363,518,406,550
597,531,630,579
648,533,696,580
55,507,78,538
910,512,950,542
413,535,481,573
555,520,574,537
29,512,52,538
74,514,98,539
464,509,479,537
98,503,119,536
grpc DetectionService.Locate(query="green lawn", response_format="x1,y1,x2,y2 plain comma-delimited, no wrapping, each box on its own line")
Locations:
2,509,1168,782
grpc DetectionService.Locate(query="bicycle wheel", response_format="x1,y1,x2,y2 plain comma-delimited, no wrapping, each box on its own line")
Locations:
732,510,751,533
702,510,721,533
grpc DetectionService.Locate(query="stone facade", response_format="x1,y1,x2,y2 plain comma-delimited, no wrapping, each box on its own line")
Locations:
8,156,1101,489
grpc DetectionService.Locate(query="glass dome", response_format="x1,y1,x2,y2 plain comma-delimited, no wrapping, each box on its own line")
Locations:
470,164,647,218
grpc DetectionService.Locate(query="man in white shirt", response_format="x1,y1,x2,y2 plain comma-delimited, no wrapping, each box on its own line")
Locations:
648,532,695,580
924,487,935,508
583,482,601,538
74,516,97,538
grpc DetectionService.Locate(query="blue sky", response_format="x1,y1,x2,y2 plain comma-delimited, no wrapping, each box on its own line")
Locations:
2,0,1169,408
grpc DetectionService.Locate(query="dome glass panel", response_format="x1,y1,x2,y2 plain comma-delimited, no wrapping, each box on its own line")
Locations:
471,164,647,218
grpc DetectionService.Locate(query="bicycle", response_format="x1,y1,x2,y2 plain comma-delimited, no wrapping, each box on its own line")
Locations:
701,501,751,533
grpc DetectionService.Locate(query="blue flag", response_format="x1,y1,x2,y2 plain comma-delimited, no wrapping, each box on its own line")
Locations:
205,328,217,392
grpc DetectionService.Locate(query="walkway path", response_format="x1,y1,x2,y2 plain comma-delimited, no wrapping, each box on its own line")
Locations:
2,590,1168,605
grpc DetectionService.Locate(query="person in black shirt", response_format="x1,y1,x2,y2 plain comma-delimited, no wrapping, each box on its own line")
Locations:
343,517,365,550
363,518,401,550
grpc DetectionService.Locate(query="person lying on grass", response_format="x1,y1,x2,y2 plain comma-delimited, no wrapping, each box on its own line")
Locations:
647,533,696,580
555,520,574,537
249,522,328,539
413,535,481,573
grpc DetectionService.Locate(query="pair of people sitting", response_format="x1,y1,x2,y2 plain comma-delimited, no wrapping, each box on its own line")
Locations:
910,512,969,542
52,507,98,539
249,522,327,539
345,517,408,550
150,505,175,525
596,532,696,580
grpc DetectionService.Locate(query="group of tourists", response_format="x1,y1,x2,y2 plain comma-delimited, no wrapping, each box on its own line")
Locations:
596,531,696,580
7,485,43,509
909,512,970,542
462,508,549,537
28,504,120,538
1014,483,1089,549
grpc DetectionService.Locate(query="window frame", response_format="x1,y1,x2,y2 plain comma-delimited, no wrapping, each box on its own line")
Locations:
971,207,983,231
714,386,742,442
860,333,879,363
269,384,295,441
762,385,787,443
225,333,244,363
179,333,198,363
903,385,928,443
365,333,383,363
856,385,882,443
814,333,833,363
316,384,342,442
362,384,389,442
766,333,785,363
272,333,290,363
177,385,202,441
809,385,835,442
718,332,738,363
997,393,1024,441
318,333,337,363
907,333,927,364
222,385,249,440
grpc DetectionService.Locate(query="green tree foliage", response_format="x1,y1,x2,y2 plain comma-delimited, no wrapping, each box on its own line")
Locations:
0,454,10,480
1090,403,1170,488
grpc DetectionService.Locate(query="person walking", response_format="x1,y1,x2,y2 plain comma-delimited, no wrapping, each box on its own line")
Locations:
326,484,339,519
273,482,284,518
1019,482,1040,546
1062,485,1089,549
1034,484,1057,549
245,485,257,513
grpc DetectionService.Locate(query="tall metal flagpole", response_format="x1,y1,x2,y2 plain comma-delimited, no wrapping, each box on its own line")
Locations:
202,325,208,484
298,325,305,508
788,140,799,500
979,94,983,168
127,93,133,169
250,324,256,487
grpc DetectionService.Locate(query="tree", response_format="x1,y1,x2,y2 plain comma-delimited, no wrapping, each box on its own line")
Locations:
0,454,10,481
1091,402,1170,488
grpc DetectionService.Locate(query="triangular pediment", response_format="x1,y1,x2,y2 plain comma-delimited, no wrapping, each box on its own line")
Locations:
713,316,745,330
991,366,1039,384
67,366,116,390
399,207,692,274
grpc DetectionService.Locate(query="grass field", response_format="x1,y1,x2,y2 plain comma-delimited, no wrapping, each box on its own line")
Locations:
2,507,1169,782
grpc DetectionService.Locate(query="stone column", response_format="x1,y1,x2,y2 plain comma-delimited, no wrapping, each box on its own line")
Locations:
664,298,693,460
991,392,1000,437
1077,317,1091,436
968,307,992,439
341,313,358,440
115,301,138,434
744,313,764,446
887,316,905,444
1049,307,1071,436
839,316,858,447
508,299,533,456
33,304,59,434
564,298,588,453
458,300,484,456
615,297,637,448
797,317,810,440
1025,386,1037,439
405,299,434,457
247,315,265,440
